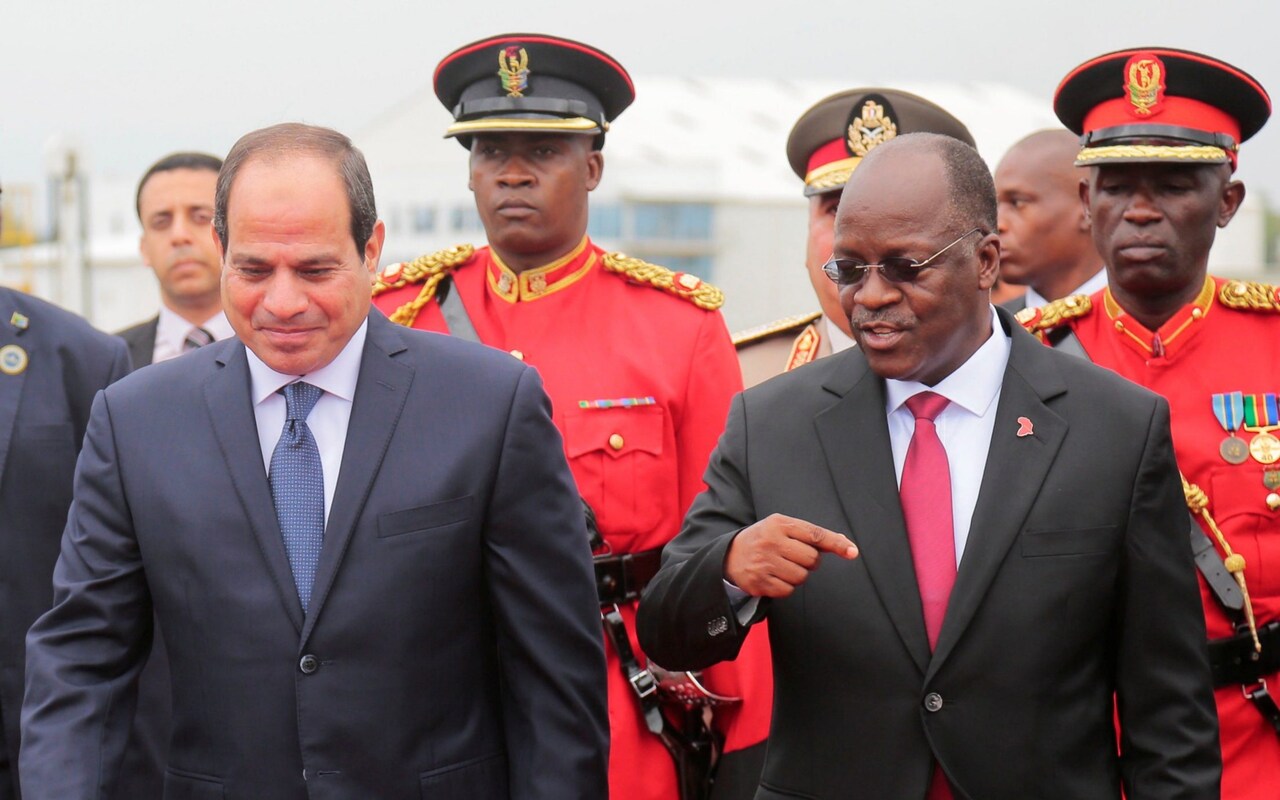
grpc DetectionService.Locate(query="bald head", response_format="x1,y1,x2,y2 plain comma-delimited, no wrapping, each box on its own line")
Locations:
995,129,1101,302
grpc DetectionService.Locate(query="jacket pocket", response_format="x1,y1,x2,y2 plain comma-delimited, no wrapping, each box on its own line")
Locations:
563,405,670,539
163,767,226,800
1019,525,1117,557
419,751,508,797
378,496,474,538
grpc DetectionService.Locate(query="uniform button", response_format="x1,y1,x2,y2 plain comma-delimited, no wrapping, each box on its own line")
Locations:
608,433,624,451
923,692,944,713
1267,492,1280,511
1114,320,1125,331
299,654,319,674
509,349,524,361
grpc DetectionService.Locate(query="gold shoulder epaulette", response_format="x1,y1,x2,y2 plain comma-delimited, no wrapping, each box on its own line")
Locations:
1220,280,1280,312
601,252,724,311
732,311,823,347
1015,294,1093,341
373,244,475,296
375,244,475,328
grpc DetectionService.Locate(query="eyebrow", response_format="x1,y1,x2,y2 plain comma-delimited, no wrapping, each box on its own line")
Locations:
230,254,345,268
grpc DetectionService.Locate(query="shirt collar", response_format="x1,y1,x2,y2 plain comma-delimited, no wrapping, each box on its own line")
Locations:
822,314,858,354
156,305,236,346
245,318,368,406
884,305,1011,418
1022,267,1108,310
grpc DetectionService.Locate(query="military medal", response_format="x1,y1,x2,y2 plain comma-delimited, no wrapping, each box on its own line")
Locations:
1213,391,1250,464
1264,468,1280,491
1243,393,1280,465
0,344,28,375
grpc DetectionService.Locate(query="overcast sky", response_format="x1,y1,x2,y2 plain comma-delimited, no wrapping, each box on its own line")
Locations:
6,0,1280,200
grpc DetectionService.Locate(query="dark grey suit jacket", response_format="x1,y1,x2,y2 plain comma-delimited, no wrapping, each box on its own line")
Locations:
21,311,609,799
638,308,1220,800
116,316,158,369
0,289,133,800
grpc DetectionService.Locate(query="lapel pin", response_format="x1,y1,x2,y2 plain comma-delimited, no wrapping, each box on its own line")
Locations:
1016,416,1034,438
10,311,29,331
0,344,28,376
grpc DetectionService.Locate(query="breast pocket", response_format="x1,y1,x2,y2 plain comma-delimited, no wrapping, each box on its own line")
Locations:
1019,525,1118,558
378,496,474,539
564,405,672,541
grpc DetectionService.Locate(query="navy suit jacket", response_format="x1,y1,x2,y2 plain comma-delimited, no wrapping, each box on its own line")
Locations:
638,309,1220,800
20,310,609,799
0,288,132,800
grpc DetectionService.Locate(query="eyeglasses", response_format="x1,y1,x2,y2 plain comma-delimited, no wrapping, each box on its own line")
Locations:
821,227,985,287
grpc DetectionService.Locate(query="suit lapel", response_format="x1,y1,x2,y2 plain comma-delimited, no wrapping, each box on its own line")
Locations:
204,341,306,634
0,313,28,492
300,314,413,646
815,353,931,673
928,316,1068,675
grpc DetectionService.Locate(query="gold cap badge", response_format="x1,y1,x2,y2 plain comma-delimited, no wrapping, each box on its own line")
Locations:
1126,53,1166,117
498,46,530,98
848,99,898,157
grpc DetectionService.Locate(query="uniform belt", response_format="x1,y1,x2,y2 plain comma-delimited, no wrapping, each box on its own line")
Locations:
1208,621,1280,687
594,547,663,605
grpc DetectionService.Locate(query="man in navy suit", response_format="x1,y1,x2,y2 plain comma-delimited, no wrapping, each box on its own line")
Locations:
19,124,608,799
0,185,135,800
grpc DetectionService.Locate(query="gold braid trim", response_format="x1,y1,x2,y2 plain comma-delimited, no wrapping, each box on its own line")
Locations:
601,253,725,311
1219,279,1280,313
373,244,475,328
1184,475,1261,652
1074,145,1230,165
1014,294,1093,342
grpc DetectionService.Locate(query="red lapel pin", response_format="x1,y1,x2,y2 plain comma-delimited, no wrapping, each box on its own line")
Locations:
1016,417,1034,437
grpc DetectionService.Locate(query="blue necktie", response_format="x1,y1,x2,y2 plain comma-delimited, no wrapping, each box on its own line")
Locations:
269,381,325,612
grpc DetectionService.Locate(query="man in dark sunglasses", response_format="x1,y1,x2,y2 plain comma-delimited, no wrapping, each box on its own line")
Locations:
640,132,1218,799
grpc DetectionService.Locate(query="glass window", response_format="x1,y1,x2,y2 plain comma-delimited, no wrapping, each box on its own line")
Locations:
450,206,484,232
412,206,435,233
632,203,713,241
588,204,622,239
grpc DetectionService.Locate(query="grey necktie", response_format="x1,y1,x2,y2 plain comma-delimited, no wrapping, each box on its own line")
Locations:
268,381,325,611
183,327,214,352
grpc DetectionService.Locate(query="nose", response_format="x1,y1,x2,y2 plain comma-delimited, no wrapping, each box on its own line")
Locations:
170,214,195,244
847,268,902,312
996,205,1009,234
261,272,309,320
1122,188,1163,225
497,156,534,188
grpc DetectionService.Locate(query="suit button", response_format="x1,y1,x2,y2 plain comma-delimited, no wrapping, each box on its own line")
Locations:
923,692,943,713
608,433,625,451
299,654,319,674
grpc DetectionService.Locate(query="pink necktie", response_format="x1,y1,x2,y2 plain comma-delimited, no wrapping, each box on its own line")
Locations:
901,392,956,800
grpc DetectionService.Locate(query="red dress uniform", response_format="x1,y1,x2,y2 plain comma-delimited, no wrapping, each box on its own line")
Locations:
1024,277,1280,799
375,237,773,800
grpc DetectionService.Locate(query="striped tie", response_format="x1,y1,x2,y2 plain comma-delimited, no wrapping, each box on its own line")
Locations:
183,326,214,352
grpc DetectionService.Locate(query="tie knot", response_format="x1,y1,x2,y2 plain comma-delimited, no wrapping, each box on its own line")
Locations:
282,381,323,422
905,391,950,422
183,326,214,351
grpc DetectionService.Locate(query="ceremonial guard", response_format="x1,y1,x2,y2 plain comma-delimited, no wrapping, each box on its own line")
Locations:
373,34,770,800
1022,47,1277,798
735,89,974,387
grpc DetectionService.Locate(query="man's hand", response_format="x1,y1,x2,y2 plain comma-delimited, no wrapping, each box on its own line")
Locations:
724,514,858,598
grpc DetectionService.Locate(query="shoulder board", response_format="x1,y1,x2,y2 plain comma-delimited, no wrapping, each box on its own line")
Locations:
601,253,724,311
1219,280,1280,312
372,244,475,297
1015,294,1093,334
732,311,823,347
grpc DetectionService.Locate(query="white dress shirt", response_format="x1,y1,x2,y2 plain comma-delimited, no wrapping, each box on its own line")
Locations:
245,319,368,526
153,306,236,363
822,315,858,355
1021,267,1108,311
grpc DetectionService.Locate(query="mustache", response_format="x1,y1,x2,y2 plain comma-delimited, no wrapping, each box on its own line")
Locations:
849,310,914,328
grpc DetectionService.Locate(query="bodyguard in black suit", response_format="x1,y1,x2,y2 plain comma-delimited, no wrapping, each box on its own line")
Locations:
20,124,608,799
638,134,1219,799
0,287,131,800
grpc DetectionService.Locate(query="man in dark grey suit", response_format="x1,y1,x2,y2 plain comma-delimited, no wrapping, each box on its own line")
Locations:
0,287,130,800
117,152,231,368
20,123,608,799
638,134,1219,799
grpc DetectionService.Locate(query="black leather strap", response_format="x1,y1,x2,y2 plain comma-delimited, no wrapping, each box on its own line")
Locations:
1083,124,1237,151
594,548,663,605
1208,621,1280,687
1188,513,1245,612
1243,680,1280,737
454,96,595,121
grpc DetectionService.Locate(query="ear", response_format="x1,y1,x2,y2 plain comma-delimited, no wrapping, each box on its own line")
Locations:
585,150,604,192
212,224,226,264
976,232,1001,291
1077,176,1093,226
364,220,386,280
1218,179,1246,228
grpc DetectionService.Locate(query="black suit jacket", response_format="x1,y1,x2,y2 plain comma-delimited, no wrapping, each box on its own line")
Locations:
0,289,134,800
21,311,609,799
116,316,158,369
638,308,1219,800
